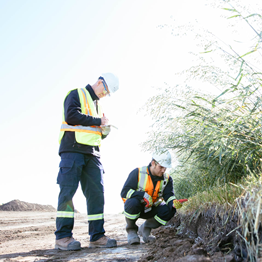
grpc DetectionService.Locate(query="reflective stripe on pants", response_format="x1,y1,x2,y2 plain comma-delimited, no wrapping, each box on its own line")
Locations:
55,152,105,241
124,197,176,222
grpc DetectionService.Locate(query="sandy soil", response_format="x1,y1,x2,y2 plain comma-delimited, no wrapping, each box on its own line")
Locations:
0,209,245,262
0,211,150,262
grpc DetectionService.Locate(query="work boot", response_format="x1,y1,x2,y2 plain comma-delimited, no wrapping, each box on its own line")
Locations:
89,236,117,248
138,217,161,243
55,237,81,250
125,217,140,245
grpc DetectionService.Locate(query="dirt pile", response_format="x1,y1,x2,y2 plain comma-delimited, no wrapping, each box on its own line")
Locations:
138,228,235,262
138,206,247,262
0,199,56,212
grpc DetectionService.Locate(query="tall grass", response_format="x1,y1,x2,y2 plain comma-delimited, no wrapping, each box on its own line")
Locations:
141,3,262,259
180,181,244,213
142,2,262,196
177,174,262,261
235,174,262,262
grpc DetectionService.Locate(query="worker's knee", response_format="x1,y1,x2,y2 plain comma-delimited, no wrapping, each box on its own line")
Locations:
156,203,176,222
57,153,84,186
124,198,142,214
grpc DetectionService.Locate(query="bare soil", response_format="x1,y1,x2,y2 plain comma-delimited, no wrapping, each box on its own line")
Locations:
0,201,246,262
0,211,150,262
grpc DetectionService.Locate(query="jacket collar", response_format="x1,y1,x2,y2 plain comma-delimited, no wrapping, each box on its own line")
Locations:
85,84,99,101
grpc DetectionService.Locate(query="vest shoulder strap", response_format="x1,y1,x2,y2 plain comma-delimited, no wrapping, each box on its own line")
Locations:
137,166,148,191
78,88,92,116
158,173,170,197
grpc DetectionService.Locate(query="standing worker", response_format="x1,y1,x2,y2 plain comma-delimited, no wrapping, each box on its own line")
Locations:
121,150,187,245
55,73,119,250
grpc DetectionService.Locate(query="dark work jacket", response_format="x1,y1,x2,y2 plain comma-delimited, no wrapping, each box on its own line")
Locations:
120,163,175,210
59,85,107,157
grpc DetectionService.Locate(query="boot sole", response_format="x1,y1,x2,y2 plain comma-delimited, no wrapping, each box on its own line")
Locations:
89,241,117,248
55,244,81,251
128,238,140,245
141,236,156,243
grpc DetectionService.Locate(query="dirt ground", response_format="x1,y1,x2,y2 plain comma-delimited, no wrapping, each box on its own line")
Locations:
0,211,151,262
0,209,245,262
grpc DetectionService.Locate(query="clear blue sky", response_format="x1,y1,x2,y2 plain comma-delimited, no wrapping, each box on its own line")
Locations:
0,0,257,213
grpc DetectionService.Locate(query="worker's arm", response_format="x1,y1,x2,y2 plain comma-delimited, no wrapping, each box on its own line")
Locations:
64,90,102,126
162,176,177,210
163,177,188,209
121,168,144,201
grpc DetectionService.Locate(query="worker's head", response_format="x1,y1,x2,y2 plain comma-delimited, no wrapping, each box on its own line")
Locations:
150,150,172,177
92,72,119,99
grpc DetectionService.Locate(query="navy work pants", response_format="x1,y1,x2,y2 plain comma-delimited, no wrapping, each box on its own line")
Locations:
55,152,105,241
124,198,175,222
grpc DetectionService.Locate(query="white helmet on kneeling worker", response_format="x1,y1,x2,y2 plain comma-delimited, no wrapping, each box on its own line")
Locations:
152,150,172,168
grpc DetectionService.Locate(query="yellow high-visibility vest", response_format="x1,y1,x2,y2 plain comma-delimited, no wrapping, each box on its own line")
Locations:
58,88,102,146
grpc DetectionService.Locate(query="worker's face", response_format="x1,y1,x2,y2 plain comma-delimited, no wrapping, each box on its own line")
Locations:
96,80,109,99
151,161,166,177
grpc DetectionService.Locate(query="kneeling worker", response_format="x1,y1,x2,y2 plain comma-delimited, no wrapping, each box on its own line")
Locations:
120,150,187,244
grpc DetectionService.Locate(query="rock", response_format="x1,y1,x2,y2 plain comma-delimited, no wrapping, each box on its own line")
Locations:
175,255,211,262
191,248,207,256
212,254,235,262
213,251,224,257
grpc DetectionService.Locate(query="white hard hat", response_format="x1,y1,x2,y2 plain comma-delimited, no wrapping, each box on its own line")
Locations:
152,150,172,168
101,73,119,94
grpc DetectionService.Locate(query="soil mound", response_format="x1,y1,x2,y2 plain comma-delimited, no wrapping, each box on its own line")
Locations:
0,199,56,212
138,205,247,262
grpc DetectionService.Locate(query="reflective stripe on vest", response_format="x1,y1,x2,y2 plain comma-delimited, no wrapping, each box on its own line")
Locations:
60,122,102,135
137,166,148,191
59,88,102,146
158,173,170,198
79,88,91,115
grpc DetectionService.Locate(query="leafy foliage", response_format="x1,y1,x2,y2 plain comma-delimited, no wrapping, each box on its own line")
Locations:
142,1,262,197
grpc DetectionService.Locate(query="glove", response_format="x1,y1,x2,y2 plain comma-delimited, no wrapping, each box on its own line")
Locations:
173,199,188,209
101,125,111,135
143,193,153,208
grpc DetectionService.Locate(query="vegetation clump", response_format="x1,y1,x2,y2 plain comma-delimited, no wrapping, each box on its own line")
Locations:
142,1,262,260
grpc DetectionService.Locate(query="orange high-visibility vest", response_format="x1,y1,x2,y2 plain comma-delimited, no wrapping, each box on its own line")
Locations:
122,166,169,203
